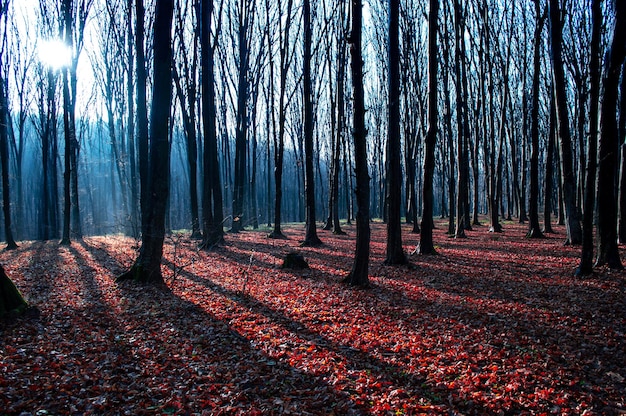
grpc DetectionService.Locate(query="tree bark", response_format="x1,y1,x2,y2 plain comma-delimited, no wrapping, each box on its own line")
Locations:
417,0,438,255
269,0,294,240
527,2,545,239
302,0,322,247
385,0,407,264
453,0,468,238
135,0,149,238
543,93,556,234
595,0,625,270
343,0,370,287
118,0,174,285
0,61,17,250
549,0,582,245
576,0,601,276
617,60,626,243
200,0,224,249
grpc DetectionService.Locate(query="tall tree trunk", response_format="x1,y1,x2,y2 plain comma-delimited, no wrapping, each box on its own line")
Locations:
127,0,139,238
543,91,556,234
527,3,545,239
118,0,174,284
61,67,72,245
0,64,16,249
595,0,625,269
617,60,626,243
617,57,626,244
549,0,582,245
269,0,294,239
343,0,370,287
576,0,601,276
232,2,249,233
302,0,322,247
417,0,438,255
454,0,468,238
135,0,149,238
200,0,224,249
385,0,407,264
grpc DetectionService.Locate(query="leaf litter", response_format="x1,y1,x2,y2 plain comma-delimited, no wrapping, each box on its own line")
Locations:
1,220,625,415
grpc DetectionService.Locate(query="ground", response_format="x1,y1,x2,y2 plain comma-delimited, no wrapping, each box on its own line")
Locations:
0,219,624,415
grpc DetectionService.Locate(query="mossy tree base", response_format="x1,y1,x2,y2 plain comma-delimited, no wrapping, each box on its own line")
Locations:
0,265,28,317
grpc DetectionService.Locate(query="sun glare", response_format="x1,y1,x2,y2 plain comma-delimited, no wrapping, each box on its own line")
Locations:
38,39,72,70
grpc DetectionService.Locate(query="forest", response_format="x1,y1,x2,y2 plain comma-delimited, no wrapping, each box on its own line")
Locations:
0,0,625,413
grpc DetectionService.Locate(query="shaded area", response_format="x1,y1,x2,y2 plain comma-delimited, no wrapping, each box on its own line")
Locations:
0,220,624,414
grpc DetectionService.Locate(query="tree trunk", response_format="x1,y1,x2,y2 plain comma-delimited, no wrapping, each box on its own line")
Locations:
302,0,322,247
417,0,438,255
200,0,224,249
595,0,625,270
527,3,545,239
135,0,149,238
118,0,174,285
549,0,582,245
127,0,139,238
60,67,72,246
0,64,17,250
543,92,556,234
384,0,407,264
269,0,294,240
454,0,467,238
617,60,626,243
576,0,601,276
231,5,249,234
343,0,370,287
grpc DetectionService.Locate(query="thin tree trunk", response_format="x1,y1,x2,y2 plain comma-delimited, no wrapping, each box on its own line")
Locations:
0,63,17,249
417,0,438,255
302,0,322,247
527,3,545,239
543,91,556,234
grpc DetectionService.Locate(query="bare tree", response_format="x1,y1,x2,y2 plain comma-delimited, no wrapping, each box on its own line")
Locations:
416,0,438,255
576,0,601,276
118,0,175,284
595,0,625,269
0,0,17,249
384,0,406,264
548,0,582,245
343,0,370,287
527,0,546,239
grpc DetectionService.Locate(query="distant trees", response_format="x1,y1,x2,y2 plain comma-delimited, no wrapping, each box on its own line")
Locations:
1,0,626,282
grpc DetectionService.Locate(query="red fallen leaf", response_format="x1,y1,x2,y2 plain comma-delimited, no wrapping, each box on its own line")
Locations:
0,221,624,414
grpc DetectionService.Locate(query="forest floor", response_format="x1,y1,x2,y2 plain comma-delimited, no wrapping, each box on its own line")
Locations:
1,218,625,415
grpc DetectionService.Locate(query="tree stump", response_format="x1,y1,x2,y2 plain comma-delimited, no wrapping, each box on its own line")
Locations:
0,265,28,317
282,252,309,270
